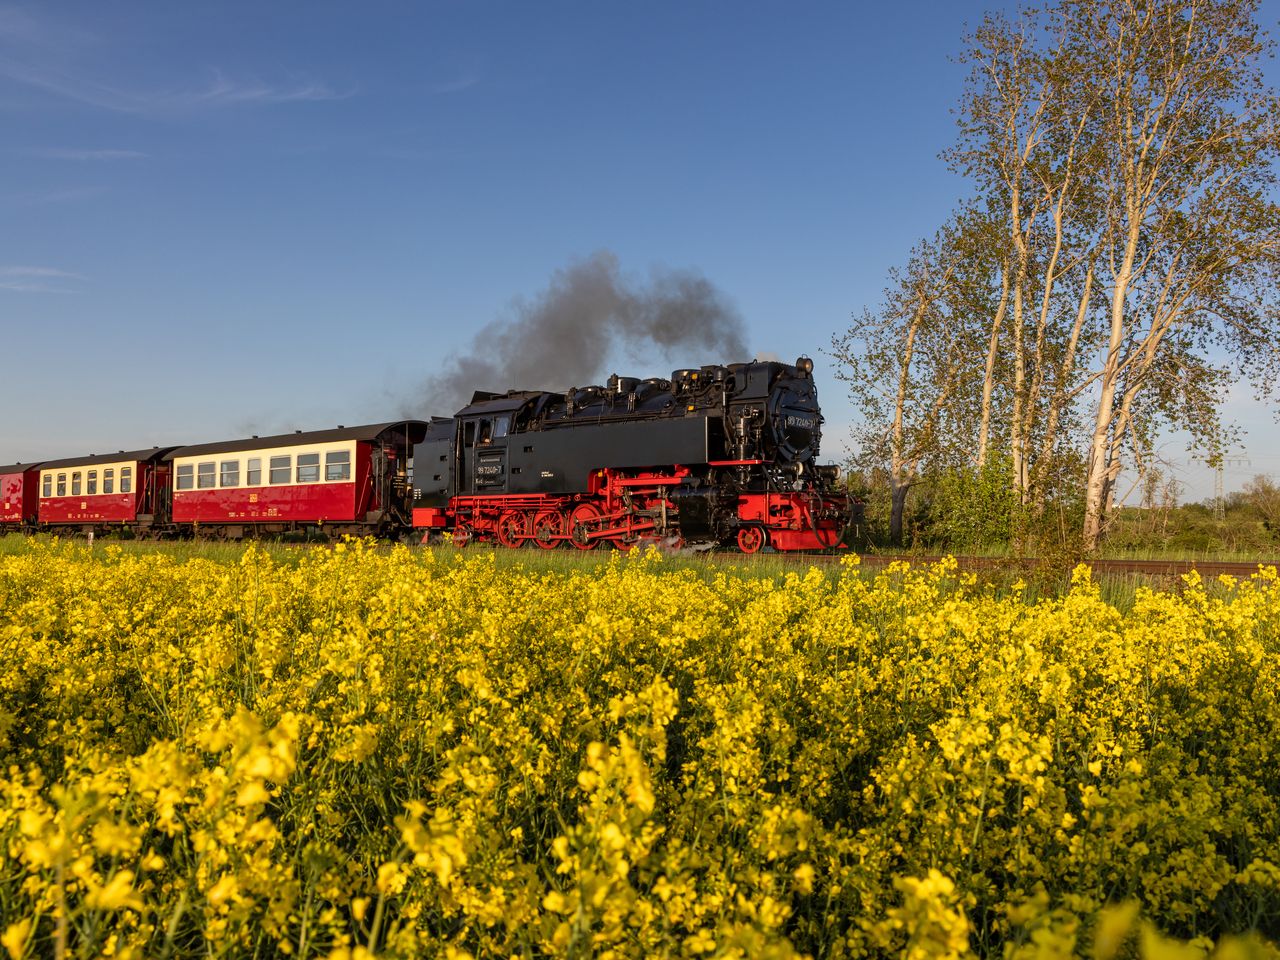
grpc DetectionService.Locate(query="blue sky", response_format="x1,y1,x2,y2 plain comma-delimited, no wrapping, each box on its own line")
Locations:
1,1,1275,501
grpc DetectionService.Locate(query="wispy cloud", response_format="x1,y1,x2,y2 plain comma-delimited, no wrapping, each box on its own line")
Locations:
14,146,147,160
0,59,350,114
183,69,352,107
0,7,350,115
0,265,84,293
427,71,480,96
0,7,128,111
0,5,92,47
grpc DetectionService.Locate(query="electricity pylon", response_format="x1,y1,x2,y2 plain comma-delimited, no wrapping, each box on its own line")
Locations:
1210,453,1252,520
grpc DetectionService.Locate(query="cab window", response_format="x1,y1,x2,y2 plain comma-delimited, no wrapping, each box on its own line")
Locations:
493,415,510,439
463,421,476,445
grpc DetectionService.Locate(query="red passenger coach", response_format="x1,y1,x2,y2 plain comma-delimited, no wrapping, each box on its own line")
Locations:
166,421,428,538
0,463,42,529
37,448,178,531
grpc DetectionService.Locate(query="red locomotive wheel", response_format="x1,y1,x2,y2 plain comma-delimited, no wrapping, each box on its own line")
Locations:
496,510,527,549
568,503,602,550
736,526,767,554
532,510,565,549
451,527,471,548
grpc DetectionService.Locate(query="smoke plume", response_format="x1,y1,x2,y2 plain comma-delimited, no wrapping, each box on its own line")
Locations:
424,251,748,414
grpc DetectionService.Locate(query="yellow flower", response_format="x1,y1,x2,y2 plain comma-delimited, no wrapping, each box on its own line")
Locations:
1,919,32,960
85,870,144,912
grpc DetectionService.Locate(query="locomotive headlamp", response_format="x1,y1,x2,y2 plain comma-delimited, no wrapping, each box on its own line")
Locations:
796,356,814,374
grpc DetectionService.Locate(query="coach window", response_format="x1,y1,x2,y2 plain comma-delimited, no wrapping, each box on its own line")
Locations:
42,475,51,498
57,474,67,496
103,468,114,494
246,458,262,486
71,472,82,496
197,462,216,489
269,455,291,484
176,464,194,491
493,415,510,439
220,460,239,488
87,470,98,495
325,450,351,481
296,453,320,483
120,467,132,494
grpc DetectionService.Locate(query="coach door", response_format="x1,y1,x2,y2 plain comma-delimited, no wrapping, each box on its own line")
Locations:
152,464,172,522
463,415,511,494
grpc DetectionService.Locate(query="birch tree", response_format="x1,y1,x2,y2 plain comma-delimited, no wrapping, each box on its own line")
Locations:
832,217,994,543
1068,0,1280,547
840,0,1280,552
949,10,1107,511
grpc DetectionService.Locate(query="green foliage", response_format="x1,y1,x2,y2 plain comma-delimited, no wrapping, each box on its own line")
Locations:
919,459,1019,550
846,458,1086,558
843,460,1280,562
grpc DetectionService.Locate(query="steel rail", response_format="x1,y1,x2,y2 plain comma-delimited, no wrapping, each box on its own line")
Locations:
763,552,1279,579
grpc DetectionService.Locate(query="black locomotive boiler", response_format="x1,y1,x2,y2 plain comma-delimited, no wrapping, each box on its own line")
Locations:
411,357,855,552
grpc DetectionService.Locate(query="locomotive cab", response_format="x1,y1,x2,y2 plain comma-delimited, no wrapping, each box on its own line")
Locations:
455,394,538,496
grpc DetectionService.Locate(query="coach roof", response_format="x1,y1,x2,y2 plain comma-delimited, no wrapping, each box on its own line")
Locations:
164,421,430,460
38,448,182,470
0,462,43,475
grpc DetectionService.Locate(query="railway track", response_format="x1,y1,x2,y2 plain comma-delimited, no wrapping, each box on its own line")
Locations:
779,552,1278,579
22,528,1266,582
474,540,1277,579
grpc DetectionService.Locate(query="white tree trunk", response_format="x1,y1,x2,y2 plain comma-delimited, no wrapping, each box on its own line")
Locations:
1083,221,1140,548
975,259,1010,470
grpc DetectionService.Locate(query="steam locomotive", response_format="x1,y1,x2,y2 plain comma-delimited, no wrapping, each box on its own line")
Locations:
411,356,855,552
0,356,857,552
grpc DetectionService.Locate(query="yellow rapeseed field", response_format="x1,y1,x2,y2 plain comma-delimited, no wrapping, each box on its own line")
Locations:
0,539,1277,959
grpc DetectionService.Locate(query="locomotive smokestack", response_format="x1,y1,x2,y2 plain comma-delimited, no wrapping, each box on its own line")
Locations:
423,250,748,413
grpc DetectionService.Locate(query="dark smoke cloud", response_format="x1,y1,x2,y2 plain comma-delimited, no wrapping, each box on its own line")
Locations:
423,251,749,414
